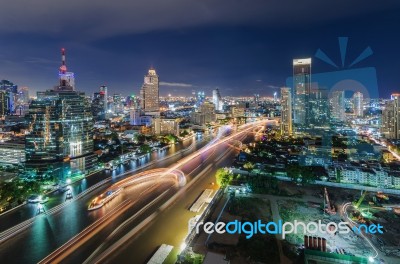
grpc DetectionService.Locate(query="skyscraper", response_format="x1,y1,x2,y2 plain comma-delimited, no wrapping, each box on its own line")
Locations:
100,85,108,113
330,90,345,121
56,48,75,91
112,94,123,114
353,92,364,117
196,91,205,107
0,91,8,117
92,91,106,120
0,79,18,94
293,58,311,128
381,94,400,139
140,67,159,113
309,86,329,127
0,79,18,115
212,88,223,111
280,87,292,135
25,49,95,180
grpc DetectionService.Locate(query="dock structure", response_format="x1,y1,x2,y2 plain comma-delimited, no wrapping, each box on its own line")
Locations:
147,244,173,264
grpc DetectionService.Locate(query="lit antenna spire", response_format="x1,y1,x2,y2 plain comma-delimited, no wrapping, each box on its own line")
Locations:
59,48,67,73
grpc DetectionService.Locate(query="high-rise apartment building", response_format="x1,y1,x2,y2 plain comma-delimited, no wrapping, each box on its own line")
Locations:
0,80,18,115
293,58,311,128
191,102,216,126
212,88,223,111
0,91,8,117
196,91,205,107
353,92,364,117
280,87,292,135
330,90,345,121
140,67,159,113
381,94,400,139
309,86,329,127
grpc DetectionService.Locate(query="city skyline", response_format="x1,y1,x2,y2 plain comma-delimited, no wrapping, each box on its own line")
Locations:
2,2,400,264
0,1,400,97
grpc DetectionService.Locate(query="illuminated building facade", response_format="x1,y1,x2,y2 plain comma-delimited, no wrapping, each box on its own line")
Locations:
25,49,96,179
330,90,345,121
280,87,292,135
212,88,223,111
56,48,75,91
25,90,95,179
0,141,25,165
140,67,159,112
153,118,180,136
293,58,311,128
0,80,18,115
353,91,364,117
381,94,400,139
191,102,216,126
309,86,329,127
92,86,108,120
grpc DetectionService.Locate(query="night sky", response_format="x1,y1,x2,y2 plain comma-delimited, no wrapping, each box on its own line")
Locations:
0,0,399,98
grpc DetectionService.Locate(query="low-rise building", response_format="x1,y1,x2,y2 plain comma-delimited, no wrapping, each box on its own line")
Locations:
0,140,25,165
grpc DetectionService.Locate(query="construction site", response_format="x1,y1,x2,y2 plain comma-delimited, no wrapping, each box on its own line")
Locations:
277,181,400,263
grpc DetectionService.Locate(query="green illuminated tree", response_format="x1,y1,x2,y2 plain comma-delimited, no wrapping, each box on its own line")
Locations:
215,168,233,187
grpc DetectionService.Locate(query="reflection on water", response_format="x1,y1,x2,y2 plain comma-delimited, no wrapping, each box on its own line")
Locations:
0,139,203,263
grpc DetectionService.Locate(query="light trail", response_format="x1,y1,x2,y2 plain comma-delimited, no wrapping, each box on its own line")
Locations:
39,180,177,264
83,120,270,263
40,119,270,263
0,139,197,244
370,136,400,161
88,168,186,210
342,202,379,260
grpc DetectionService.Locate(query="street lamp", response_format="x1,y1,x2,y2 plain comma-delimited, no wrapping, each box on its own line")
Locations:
368,256,374,263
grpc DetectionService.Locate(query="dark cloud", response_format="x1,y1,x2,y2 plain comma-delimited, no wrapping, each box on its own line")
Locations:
0,1,400,97
1,0,399,40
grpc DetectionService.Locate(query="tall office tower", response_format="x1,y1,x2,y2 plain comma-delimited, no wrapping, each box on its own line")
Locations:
0,80,18,114
113,94,123,113
309,86,329,127
212,88,223,111
280,87,292,135
293,58,312,128
330,90,345,121
92,92,106,120
25,49,96,180
140,67,159,113
0,91,7,117
254,94,260,103
196,91,205,106
273,92,277,102
56,48,75,91
191,102,216,125
0,79,18,93
353,91,364,117
0,91,14,116
17,87,29,104
99,85,108,115
15,87,29,116
381,94,400,139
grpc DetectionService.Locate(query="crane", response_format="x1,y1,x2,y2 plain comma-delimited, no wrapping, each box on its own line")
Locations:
324,187,336,215
355,190,368,208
